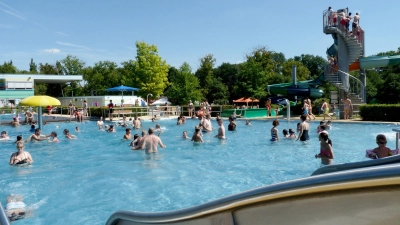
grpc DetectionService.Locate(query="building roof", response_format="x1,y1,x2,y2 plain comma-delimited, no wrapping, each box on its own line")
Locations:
0,74,83,84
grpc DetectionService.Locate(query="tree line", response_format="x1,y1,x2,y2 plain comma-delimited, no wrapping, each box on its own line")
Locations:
1,41,399,105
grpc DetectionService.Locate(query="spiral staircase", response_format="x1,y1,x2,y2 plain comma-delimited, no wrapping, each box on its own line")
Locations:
323,10,365,114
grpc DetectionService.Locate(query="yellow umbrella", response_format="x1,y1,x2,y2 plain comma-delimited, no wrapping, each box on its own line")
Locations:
19,95,61,107
19,95,61,130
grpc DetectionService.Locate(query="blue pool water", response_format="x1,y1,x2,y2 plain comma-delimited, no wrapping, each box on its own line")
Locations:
0,117,398,225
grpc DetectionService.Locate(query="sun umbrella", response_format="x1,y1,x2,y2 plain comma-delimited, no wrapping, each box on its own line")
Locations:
106,85,140,104
19,95,61,107
19,95,61,130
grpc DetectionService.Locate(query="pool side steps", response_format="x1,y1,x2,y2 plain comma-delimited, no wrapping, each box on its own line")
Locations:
106,164,400,225
0,202,10,225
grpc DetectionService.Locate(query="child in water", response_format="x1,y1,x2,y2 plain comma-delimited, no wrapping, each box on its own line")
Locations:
317,121,325,133
288,129,297,139
369,134,392,159
282,129,289,138
245,119,251,125
48,132,60,142
270,119,280,141
315,132,334,165
326,120,332,130
182,131,189,139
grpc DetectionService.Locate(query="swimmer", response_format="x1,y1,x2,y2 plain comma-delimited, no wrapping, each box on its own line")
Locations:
319,125,328,134
0,131,10,140
106,125,116,132
214,119,226,139
75,126,80,132
15,135,23,144
97,117,104,130
133,116,141,129
200,114,213,132
48,132,60,142
245,119,251,125
9,142,33,165
326,121,332,130
282,129,289,138
29,125,35,133
138,128,166,154
177,116,183,125
182,131,189,139
228,116,236,131
297,114,310,142
270,119,280,141
317,121,325,133
63,129,77,139
5,194,27,221
25,128,49,142
130,134,140,148
369,134,392,159
155,124,162,136
124,128,132,139
288,129,297,139
105,125,109,130
315,132,334,165
191,126,204,142
131,130,146,150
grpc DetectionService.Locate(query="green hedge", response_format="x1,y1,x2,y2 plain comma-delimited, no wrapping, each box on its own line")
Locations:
359,104,400,121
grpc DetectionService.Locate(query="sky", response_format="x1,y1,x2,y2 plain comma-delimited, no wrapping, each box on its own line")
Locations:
1,0,400,72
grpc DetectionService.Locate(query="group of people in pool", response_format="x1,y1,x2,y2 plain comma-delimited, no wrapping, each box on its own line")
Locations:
270,114,335,165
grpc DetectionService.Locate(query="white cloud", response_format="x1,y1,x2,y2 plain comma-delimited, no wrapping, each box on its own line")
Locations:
56,31,69,37
56,41,90,50
43,48,61,54
1,9,26,20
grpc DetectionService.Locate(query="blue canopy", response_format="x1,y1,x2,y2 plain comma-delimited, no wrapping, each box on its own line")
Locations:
106,85,140,92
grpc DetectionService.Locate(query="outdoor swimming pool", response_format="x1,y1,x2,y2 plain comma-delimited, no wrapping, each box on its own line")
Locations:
0,116,398,225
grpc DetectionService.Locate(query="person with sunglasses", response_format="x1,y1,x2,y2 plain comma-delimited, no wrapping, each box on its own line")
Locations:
369,134,392,159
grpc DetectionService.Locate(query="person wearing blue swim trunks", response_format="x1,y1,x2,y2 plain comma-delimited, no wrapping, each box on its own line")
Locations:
297,114,310,142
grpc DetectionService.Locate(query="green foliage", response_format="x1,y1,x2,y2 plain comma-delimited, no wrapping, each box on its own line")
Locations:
29,58,38,74
164,62,203,105
376,73,400,103
83,61,121,96
359,104,400,121
0,60,17,74
195,54,216,99
213,62,239,100
133,41,169,98
293,54,326,78
281,59,310,81
235,47,273,100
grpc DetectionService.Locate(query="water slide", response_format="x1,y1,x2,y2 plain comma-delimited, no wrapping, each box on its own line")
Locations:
267,73,324,98
326,42,400,71
106,164,400,225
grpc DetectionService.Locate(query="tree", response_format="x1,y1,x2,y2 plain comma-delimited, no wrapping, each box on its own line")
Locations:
29,58,38,74
60,55,85,75
133,41,169,97
39,63,63,97
293,54,326,78
377,72,400,103
0,61,17,74
234,47,275,100
164,62,203,105
281,59,310,81
83,61,121,96
213,62,239,100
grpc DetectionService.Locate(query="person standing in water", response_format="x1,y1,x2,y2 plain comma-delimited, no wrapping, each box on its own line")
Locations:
9,142,33,165
270,119,280,141
139,128,166,154
297,114,310,142
315,132,334,165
